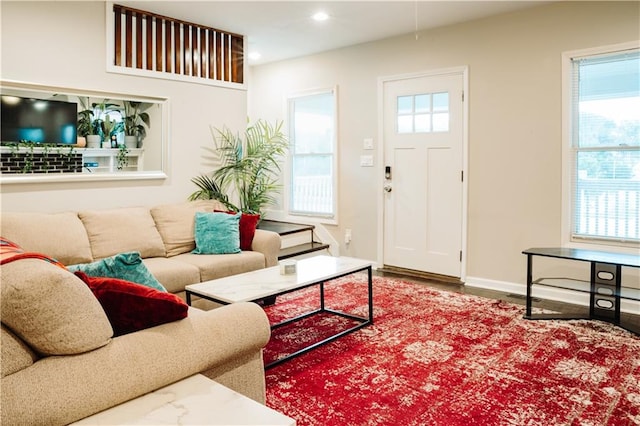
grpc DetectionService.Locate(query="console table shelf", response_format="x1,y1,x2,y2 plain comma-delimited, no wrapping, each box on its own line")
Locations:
523,247,639,335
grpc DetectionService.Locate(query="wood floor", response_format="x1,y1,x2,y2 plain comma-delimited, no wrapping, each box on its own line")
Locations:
374,269,640,336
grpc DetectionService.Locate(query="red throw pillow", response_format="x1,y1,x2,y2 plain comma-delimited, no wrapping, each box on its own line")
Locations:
74,271,188,336
214,211,260,251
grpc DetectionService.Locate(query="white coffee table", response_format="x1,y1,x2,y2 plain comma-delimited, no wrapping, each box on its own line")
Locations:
185,255,374,369
72,374,295,425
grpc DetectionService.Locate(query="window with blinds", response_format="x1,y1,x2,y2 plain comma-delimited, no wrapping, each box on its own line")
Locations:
570,48,640,244
111,4,244,85
288,89,337,219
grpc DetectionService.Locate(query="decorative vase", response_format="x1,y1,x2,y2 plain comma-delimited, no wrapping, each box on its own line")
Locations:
124,135,138,149
76,136,87,148
86,135,101,148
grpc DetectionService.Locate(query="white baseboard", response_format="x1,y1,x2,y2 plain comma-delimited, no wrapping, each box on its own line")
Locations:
465,276,639,315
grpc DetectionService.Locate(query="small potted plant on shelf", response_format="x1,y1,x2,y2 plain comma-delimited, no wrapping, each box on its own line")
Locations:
123,101,151,149
78,97,100,148
101,115,124,148
78,98,120,149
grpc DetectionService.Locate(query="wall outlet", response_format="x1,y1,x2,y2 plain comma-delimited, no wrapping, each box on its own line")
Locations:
344,228,352,244
363,138,374,150
360,155,374,167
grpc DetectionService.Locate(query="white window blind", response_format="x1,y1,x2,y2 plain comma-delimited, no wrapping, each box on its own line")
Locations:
288,90,337,218
571,48,640,244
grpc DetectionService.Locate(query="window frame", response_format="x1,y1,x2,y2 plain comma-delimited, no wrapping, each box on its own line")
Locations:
284,86,339,225
561,41,640,253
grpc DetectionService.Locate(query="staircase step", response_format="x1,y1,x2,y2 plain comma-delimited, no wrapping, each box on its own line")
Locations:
278,242,330,260
258,220,328,260
257,220,314,236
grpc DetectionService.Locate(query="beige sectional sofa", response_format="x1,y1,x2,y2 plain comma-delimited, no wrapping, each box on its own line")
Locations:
0,200,281,425
1,200,281,297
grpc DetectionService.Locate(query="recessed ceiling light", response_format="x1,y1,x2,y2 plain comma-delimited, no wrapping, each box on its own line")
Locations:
312,11,329,22
249,52,262,61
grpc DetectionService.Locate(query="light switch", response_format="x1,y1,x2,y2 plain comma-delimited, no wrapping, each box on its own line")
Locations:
363,138,374,150
360,155,374,167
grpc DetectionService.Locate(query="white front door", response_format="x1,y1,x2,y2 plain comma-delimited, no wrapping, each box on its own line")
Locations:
382,70,465,278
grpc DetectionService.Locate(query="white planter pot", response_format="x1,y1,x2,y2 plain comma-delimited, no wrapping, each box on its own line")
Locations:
86,135,101,148
124,135,138,149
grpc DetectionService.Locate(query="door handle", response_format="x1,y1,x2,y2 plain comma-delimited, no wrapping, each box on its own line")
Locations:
384,184,392,193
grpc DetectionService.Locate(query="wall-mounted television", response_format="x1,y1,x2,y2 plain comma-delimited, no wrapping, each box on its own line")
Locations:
1,95,77,145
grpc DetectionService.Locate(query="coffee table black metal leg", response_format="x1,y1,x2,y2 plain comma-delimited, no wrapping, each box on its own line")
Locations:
320,281,325,311
366,266,373,323
525,254,532,318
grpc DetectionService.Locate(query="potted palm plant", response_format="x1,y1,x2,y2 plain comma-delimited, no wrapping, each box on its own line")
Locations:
122,101,151,149
189,119,289,216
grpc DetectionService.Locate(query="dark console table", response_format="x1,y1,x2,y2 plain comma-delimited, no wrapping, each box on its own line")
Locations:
523,247,639,334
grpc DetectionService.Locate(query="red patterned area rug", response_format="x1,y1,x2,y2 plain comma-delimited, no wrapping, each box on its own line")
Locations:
263,274,640,426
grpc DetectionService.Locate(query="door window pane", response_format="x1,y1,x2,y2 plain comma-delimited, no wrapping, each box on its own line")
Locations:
398,116,413,134
414,94,430,113
433,92,449,112
397,96,413,115
396,91,449,134
414,114,431,132
433,113,449,132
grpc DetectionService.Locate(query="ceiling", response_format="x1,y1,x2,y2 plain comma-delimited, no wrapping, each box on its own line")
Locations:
120,1,548,65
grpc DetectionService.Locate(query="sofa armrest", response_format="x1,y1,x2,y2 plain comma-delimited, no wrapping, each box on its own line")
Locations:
1,303,270,426
251,229,281,267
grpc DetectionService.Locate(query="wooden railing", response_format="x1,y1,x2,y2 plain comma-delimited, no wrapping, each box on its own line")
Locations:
112,4,244,84
291,175,333,215
575,178,640,242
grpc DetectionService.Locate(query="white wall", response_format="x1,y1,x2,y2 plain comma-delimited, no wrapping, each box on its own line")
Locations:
0,1,247,212
248,2,640,286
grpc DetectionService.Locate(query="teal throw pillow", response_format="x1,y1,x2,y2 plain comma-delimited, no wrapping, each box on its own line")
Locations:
192,211,241,255
67,251,166,292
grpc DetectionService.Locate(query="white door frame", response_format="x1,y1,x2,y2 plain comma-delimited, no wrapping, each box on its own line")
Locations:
376,66,469,281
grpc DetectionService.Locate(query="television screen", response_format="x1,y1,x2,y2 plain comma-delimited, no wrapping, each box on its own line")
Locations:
1,95,78,145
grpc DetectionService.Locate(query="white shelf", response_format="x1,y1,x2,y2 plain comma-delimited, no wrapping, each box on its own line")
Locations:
82,148,144,173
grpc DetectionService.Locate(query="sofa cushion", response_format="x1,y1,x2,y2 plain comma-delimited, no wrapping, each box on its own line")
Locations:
151,200,227,257
0,259,113,356
0,212,93,265
79,207,166,259
1,325,38,377
67,251,166,292
173,251,266,282
142,257,201,294
192,212,241,255
74,272,189,336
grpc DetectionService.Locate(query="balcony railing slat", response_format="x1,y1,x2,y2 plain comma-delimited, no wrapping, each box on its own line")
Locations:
174,21,181,74
145,14,153,70
156,17,163,71
135,12,143,69
114,5,122,66
125,10,133,68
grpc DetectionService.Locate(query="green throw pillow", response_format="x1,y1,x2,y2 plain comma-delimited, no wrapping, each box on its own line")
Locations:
67,251,166,292
192,211,241,255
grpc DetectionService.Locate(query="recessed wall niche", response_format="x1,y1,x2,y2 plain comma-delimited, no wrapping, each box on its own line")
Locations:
0,80,169,184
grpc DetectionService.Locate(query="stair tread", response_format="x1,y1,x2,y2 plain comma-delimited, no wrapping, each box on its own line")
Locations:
279,242,330,260
258,220,314,236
